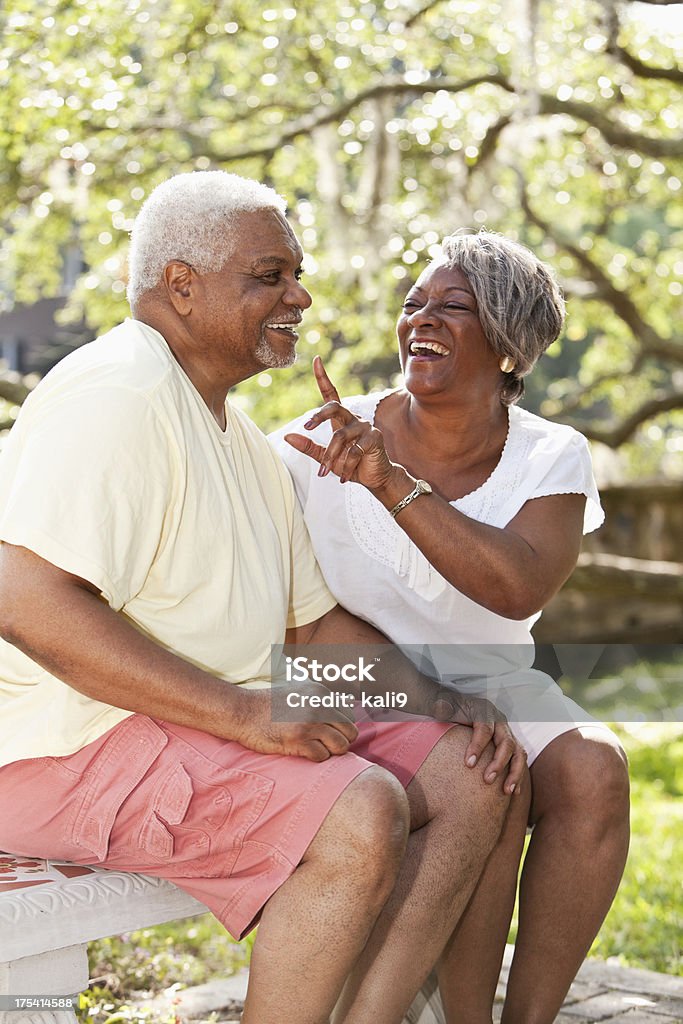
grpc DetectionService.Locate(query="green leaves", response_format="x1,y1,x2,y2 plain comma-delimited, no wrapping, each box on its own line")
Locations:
1,0,681,470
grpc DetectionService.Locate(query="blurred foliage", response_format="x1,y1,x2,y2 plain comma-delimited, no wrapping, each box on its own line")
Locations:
0,0,682,474
509,722,683,976
77,916,254,1022
589,723,683,974
555,647,683,722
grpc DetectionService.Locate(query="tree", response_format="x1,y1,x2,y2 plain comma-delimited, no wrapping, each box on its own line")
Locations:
1,0,681,474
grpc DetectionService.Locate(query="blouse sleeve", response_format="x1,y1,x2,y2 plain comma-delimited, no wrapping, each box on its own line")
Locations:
530,432,605,535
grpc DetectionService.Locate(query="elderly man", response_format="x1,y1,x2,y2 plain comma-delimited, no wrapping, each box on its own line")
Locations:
0,172,526,1024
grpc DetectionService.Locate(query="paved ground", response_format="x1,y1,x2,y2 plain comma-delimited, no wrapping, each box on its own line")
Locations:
496,949,683,1023
139,947,683,1023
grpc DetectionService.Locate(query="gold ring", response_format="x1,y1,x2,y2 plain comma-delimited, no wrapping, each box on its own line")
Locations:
350,441,366,456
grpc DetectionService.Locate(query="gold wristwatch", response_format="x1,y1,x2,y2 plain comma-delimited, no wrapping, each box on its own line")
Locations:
389,479,433,518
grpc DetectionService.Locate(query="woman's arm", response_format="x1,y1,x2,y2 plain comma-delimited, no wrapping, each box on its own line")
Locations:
285,357,585,620
368,471,584,620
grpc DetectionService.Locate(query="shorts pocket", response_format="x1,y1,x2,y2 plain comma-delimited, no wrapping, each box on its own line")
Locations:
138,762,194,860
137,762,274,878
67,716,168,862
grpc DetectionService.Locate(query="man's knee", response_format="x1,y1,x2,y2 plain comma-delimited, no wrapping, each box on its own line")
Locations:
411,727,512,837
305,765,410,883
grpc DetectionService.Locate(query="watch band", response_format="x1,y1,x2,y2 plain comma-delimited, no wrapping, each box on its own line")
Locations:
389,479,433,518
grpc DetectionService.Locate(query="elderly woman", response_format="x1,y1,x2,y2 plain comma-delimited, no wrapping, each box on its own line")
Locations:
271,232,630,1024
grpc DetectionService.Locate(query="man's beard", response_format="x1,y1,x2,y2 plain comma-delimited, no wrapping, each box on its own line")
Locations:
254,332,298,369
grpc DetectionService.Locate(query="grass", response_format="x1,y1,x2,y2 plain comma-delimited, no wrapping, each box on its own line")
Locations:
589,723,683,974
79,920,254,1022
506,723,683,976
76,722,683,1021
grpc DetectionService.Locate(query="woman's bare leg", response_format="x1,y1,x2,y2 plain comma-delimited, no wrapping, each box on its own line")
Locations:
333,727,511,1024
434,767,531,1024
501,727,630,1024
243,766,410,1024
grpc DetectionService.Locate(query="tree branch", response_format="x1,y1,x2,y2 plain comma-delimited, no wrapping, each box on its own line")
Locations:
603,0,683,83
204,80,682,165
642,339,683,365
403,0,450,28
609,42,683,82
520,187,680,358
201,74,515,162
86,70,679,168
558,391,683,447
539,95,683,158
544,357,645,417
467,114,513,176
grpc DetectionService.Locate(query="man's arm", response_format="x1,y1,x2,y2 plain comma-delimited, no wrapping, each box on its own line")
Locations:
0,543,357,762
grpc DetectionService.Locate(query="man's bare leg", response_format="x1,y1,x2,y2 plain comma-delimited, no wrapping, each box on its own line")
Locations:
333,727,511,1024
434,766,531,1024
500,727,630,1024
242,766,410,1024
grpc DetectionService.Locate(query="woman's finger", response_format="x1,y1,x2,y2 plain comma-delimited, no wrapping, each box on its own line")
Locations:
339,439,367,484
313,355,342,404
284,432,327,465
302,401,356,432
484,725,526,789
319,428,371,478
463,720,495,768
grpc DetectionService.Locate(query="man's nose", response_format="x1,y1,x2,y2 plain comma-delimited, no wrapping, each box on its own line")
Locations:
286,279,312,310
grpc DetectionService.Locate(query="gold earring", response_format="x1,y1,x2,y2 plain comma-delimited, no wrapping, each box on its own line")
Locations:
499,355,515,373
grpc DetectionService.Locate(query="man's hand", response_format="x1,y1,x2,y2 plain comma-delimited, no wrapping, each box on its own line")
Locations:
430,686,527,795
232,687,358,762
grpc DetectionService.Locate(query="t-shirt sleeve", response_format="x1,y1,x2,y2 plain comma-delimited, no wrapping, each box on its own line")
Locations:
530,432,605,534
286,489,337,628
0,386,174,609
265,442,336,629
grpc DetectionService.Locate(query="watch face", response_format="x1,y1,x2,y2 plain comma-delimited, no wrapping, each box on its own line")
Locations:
417,479,432,495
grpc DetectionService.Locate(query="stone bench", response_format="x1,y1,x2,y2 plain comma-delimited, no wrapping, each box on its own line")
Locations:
0,851,448,1024
0,852,207,1024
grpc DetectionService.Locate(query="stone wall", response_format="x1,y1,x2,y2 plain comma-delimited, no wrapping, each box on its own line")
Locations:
584,482,683,564
533,482,683,644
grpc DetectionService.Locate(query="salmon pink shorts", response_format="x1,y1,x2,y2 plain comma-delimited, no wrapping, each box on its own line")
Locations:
0,713,452,939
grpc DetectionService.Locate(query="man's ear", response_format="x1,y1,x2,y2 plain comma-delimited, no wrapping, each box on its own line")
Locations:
164,261,194,315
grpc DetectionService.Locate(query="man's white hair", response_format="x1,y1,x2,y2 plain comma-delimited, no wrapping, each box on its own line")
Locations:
127,170,287,306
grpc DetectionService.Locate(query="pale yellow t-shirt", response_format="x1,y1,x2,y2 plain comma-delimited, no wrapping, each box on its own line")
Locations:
0,319,335,767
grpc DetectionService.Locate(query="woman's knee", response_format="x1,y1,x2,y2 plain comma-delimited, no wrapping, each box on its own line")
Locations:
531,727,630,830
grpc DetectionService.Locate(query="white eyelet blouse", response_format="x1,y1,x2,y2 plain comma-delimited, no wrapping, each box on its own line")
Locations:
270,389,604,680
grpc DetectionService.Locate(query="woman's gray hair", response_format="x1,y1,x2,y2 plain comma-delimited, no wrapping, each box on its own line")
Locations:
127,171,287,307
439,230,566,405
